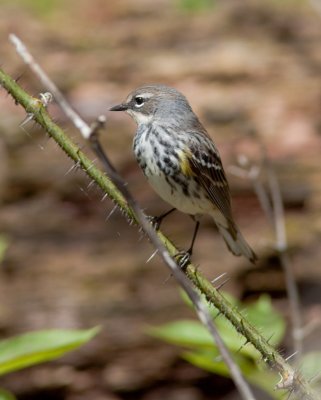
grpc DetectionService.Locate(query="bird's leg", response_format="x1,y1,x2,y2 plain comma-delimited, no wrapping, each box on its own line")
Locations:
175,220,200,269
149,208,176,231
187,219,200,255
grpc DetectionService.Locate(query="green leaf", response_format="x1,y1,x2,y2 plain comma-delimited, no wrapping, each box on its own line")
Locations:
0,327,99,376
243,295,286,346
149,295,286,362
148,319,259,359
149,295,287,399
0,388,17,400
183,350,282,399
149,320,214,347
183,349,253,377
180,291,285,347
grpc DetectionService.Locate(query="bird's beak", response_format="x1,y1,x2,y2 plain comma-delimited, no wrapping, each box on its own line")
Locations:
109,103,128,112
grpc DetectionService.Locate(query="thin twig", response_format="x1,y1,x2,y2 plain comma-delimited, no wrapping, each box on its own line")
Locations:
266,165,287,252
8,34,256,400
262,144,303,359
228,163,274,222
230,144,303,360
9,34,92,139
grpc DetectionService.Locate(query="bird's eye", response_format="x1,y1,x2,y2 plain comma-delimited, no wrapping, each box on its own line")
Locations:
134,96,144,107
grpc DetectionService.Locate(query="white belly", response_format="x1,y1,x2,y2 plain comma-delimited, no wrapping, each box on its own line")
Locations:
145,163,211,216
134,124,213,215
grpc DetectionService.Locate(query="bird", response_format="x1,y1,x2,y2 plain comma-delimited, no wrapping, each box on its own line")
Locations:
110,84,257,264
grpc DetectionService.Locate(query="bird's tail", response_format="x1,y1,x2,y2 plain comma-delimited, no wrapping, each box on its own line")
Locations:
213,214,257,264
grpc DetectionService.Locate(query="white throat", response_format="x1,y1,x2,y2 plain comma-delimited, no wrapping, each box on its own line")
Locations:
126,109,153,125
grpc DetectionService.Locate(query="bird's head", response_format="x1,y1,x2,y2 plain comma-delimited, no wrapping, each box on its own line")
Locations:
109,84,192,126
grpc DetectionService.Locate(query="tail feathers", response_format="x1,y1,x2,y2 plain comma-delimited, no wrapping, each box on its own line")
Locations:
217,222,257,264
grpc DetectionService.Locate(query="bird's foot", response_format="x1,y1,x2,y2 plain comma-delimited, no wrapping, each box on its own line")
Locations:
174,250,192,270
147,215,162,231
147,208,176,231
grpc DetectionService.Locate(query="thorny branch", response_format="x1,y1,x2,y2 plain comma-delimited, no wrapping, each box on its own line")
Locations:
0,34,317,399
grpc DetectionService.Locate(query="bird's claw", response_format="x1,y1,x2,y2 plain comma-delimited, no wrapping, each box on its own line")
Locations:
174,250,192,270
147,215,161,231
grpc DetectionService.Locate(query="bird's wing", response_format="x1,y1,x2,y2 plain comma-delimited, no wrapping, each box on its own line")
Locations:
184,134,234,222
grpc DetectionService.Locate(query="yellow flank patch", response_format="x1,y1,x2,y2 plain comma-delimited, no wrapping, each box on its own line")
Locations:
179,150,194,177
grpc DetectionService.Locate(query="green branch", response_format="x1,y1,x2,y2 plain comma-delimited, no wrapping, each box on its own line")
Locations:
0,67,317,400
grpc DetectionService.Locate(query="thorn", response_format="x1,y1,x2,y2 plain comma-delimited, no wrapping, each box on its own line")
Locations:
64,163,77,176
211,272,227,284
285,351,298,362
146,249,158,264
87,179,95,189
308,371,321,384
215,277,231,291
14,73,24,83
285,388,294,400
73,161,81,170
19,122,32,137
266,332,275,344
101,193,108,202
236,343,245,354
105,205,117,222
163,273,172,284
19,113,34,128
138,232,145,242
236,339,251,354
214,311,222,320
78,186,90,199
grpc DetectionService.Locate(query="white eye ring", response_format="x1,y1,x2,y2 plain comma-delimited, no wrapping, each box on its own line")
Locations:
134,96,145,108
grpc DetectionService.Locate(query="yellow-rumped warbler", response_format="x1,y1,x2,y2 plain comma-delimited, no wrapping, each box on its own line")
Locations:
110,84,257,263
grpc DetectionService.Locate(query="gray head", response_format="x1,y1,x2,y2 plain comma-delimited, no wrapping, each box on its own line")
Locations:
110,84,195,126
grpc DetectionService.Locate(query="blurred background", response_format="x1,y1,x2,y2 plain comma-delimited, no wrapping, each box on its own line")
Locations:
0,0,320,399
